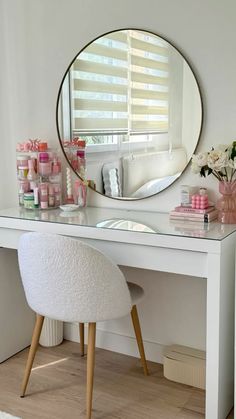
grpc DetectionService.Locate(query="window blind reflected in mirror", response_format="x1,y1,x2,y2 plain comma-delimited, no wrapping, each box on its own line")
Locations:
70,29,169,143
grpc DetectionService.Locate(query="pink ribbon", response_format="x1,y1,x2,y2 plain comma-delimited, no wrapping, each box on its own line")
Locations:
16,139,43,152
63,137,82,148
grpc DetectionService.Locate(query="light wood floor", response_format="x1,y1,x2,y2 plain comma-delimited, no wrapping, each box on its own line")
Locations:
0,340,233,419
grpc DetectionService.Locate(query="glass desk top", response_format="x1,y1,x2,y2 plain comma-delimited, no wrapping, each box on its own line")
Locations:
0,206,236,241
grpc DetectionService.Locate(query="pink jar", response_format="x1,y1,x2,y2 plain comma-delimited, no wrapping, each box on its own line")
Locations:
38,152,52,176
17,155,29,169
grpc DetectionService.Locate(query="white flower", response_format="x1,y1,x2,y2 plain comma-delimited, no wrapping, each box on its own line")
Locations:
207,150,229,171
215,144,230,152
191,160,201,174
192,152,208,167
228,158,236,169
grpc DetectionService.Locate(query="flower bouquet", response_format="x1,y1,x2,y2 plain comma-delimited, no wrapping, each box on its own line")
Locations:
191,141,236,223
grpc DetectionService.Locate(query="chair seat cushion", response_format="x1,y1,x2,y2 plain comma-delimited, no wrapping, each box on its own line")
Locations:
127,282,144,305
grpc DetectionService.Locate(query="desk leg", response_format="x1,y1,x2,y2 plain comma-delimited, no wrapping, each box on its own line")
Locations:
206,240,234,419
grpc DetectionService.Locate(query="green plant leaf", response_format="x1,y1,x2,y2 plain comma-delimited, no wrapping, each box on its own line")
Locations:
231,141,236,160
200,167,206,177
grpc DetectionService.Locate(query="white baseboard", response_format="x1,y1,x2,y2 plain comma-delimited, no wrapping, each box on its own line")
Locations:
63,322,164,364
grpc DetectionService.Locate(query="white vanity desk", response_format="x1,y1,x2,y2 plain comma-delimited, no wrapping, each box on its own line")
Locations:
0,206,235,419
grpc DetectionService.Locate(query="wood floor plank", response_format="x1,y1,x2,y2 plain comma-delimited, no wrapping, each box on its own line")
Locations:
0,340,231,419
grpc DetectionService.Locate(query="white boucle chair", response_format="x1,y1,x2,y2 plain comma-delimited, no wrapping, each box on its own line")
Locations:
18,232,148,419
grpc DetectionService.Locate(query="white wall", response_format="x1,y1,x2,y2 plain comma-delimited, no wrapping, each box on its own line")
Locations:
1,0,236,361
182,61,203,160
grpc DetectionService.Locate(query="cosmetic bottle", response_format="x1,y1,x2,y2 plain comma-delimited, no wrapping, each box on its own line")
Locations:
180,185,196,207
18,184,25,206
17,155,29,170
54,184,61,207
38,152,52,177
49,156,62,184
18,166,29,180
34,187,39,209
52,156,61,175
77,140,86,179
77,185,84,207
19,179,29,193
40,183,48,209
27,159,37,189
73,179,87,207
48,185,55,207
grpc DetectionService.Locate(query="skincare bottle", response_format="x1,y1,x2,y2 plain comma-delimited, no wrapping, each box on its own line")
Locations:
17,155,29,169
180,185,196,207
27,159,37,189
77,184,84,207
52,156,61,175
77,140,86,178
39,152,52,177
48,185,55,207
18,184,24,206
18,166,29,180
54,184,61,207
34,187,39,209
40,183,48,209
49,156,62,183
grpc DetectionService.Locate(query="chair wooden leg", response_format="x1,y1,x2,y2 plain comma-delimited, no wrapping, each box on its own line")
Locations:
86,322,96,419
79,323,85,357
21,314,44,397
131,305,149,376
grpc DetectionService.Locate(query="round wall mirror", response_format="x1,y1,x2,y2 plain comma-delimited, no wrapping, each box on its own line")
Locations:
56,28,203,200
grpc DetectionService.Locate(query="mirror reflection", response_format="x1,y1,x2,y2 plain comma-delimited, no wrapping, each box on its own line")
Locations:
57,29,202,200
96,218,157,233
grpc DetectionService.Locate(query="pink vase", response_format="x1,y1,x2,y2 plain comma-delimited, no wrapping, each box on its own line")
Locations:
216,181,236,223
